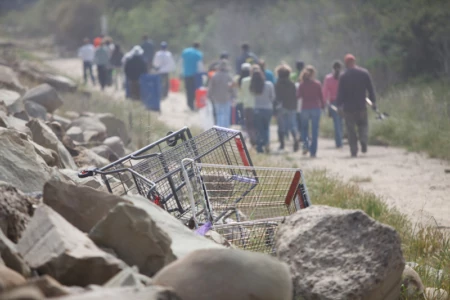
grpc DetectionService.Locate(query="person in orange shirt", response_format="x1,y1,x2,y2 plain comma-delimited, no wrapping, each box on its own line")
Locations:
93,34,104,48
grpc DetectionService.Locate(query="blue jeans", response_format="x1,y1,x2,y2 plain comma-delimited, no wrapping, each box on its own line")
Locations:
214,101,232,128
301,108,321,156
282,109,298,137
329,105,343,147
83,61,95,85
254,108,272,153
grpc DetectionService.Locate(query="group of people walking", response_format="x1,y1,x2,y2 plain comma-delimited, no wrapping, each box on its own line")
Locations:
198,43,377,158
78,34,175,100
79,36,377,158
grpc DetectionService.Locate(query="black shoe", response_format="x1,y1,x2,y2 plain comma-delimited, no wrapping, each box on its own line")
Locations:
293,140,299,152
351,153,358,158
361,144,367,153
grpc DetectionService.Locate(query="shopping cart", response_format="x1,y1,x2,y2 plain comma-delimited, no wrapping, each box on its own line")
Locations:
79,126,252,225
181,161,311,253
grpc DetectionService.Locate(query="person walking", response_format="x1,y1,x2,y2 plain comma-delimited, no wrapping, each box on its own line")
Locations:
297,65,325,158
141,35,155,71
336,54,376,157
251,68,275,154
94,41,111,91
323,60,344,148
181,42,203,111
110,44,124,91
78,38,96,86
124,45,147,100
153,41,176,100
239,63,256,146
93,34,103,48
207,60,236,128
275,64,299,152
236,43,259,74
291,60,305,139
259,60,275,84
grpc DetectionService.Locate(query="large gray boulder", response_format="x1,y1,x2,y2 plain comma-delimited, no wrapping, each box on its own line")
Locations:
29,139,59,168
0,111,32,136
13,111,29,122
74,147,110,168
0,265,26,293
0,285,45,300
43,180,128,233
24,101,47,121
276,205,405,300
51,286,181,300
26,119,77,170
6,275,71,298
97,113,130,145
21,84,62,113
0,89,22,114
0,66,25,93
90,145,120,162
66,126,83,143
0,222,31,277
57,169,107,191
126,195,224,259
103,136,126,157
43,74,77,93
89,203,176,277
0,184,37,243
50,114,71,129
70,116,107,142
153,249,293,300
17,205,126,286
0,128,54,193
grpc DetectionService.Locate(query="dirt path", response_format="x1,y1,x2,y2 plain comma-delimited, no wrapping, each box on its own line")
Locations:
46,57,450,229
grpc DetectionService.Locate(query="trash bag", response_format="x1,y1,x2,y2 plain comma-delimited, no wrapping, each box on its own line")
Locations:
199,99,215,131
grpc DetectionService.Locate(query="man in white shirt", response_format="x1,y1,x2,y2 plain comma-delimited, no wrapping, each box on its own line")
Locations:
153,41,176,99
78,38,96,85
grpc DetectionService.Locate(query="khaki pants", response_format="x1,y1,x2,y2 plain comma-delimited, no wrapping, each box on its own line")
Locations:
344,110,368,156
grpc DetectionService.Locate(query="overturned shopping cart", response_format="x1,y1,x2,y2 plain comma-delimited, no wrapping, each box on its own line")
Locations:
79,126,253,224
181,161,311,254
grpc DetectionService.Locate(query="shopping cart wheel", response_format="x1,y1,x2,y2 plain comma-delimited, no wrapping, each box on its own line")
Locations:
78,169,95,178
166,131,180,147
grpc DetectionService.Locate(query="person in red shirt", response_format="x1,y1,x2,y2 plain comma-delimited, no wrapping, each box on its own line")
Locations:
323,60,343,148
93,35,104,48
297,65,324,157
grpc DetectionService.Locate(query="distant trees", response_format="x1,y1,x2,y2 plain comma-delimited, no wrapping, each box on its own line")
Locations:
4,0,450,88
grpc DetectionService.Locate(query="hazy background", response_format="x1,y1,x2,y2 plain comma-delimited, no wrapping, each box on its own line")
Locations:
2,0,450,92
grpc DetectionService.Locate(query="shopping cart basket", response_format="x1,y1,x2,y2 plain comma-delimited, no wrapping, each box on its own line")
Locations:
79,126,253,224
181,162,311,225
182,162,311,253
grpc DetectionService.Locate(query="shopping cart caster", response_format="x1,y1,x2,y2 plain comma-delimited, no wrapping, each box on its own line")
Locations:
166,131,182,147
78,169,95,178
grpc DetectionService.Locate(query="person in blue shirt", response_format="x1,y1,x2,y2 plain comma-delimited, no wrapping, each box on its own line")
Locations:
259,60,275,84
181,42,203,111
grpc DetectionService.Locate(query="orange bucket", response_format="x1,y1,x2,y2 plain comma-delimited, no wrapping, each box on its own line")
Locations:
170,78,180,93
195,87,208,109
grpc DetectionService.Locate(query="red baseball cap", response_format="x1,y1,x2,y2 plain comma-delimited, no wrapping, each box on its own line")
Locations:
344,54,356,64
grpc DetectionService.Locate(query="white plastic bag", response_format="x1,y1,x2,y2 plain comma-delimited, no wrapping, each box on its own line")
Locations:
199,99,215,131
